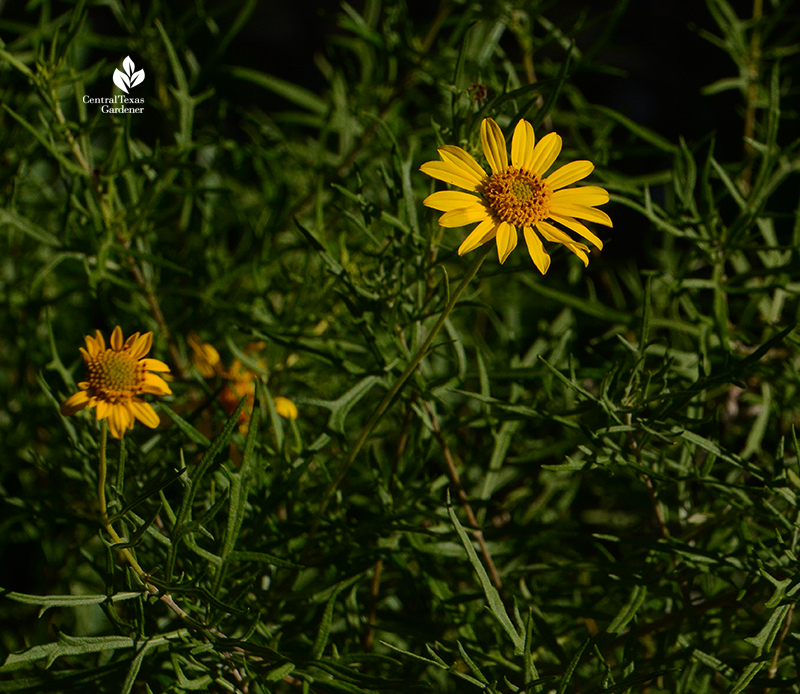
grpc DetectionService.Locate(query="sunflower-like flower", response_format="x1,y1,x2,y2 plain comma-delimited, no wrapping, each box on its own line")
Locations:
420,117,612,274
60,326,172,439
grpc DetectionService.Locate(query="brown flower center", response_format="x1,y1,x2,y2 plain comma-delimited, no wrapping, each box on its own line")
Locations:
87,349,144,401
482,166,552,226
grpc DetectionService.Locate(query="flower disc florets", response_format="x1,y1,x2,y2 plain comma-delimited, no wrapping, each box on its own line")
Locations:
482,167,552,227
87,349,145,401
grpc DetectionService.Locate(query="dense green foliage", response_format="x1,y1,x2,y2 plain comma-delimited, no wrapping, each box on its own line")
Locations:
1,0,800,692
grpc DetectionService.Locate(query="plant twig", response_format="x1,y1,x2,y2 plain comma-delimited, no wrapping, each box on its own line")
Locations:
741,0,764,190
764,603,794,692
363,405,414,651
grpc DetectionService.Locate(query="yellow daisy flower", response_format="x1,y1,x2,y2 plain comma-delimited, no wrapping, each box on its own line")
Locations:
60,326,172,439
420,117,612,274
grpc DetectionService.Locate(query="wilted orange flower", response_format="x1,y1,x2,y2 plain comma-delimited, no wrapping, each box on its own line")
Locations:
188,335,297,432
61,326,171,438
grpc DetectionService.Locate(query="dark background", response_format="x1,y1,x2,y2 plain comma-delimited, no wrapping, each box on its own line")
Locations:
233,0,747,151
0,0,750,150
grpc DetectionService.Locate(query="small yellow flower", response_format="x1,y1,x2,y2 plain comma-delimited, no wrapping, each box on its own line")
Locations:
274,396,298,420
61,326,171,439
420,117,612,274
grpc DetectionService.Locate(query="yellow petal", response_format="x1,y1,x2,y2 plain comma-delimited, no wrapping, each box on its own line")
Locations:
458,218,498,256
495,221,518,264
480,118,508,174
108,404,129,438
143,372,172,396
552,186,609,207
274,396,298,420
96,400,111,420
123,403,136,431
536,220,574,245
60,390,91,416
548,202,613,227
546,160,594,190
423,190,483,212
549,213,604,250
130,399,160,428
438,204,491,228
84,336,99,358
536,221,590,266
522,226,551,275
123,332,140,349
420,161,482,192
141,358,171,373
110,326,124,351
77,381,89,389
529,132,562,176
130,332,153,359
511,119,535,170
94,330,106,352
438,145,487,181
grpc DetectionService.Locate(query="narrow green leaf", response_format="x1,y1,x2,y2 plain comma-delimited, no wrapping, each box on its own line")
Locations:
228,550,300,569
523,610,540,689
159,404,212,447
607,585,648,634
740,382,771,460
728,661,765,694
556,638,591,694
266,663,295,681
744,604,792,654
312,588,339,659
519,274,633,323
222,66,327,114
593,105,678,153
448,499,523,652
120,642,155,694
0,631,183,672
456,641,489,684
1,105,86,177
0,46,34,78
0,208,61,246
0,589,141,619
306,375,382,435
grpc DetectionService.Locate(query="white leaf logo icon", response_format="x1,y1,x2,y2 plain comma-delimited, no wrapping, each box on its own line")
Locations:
113,56,145,94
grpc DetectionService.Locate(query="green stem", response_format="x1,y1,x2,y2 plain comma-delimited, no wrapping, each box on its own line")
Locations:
98,421,108,523
97,421,149,580
313,244,492,528
95,423,213,629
